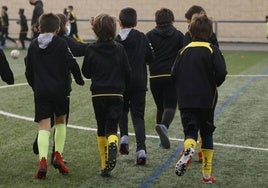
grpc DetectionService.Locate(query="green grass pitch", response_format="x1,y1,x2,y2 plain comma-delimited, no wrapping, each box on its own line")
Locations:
0,48,268,188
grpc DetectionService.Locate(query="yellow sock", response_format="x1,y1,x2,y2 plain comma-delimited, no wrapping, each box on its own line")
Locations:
184,138,197,151
54,124,66,154
97,136,107,170
202,149,214,175
38,130,50,160
198,133,202,152
107,134,118,147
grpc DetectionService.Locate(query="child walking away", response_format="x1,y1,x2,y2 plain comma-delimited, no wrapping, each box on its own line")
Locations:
183,5,220,163
171,14,227,183
25,13,84,179
115,7,154,165
82,13,131,177
146,8,184,149
0,49,14,85
17,8,31,49
31,13,88,164
0,6,18,49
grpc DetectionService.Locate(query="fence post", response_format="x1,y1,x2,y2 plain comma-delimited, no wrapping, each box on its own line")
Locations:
214,21,218,37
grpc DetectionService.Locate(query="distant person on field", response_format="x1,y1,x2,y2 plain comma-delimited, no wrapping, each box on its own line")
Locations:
82,13,131,177
0,6,18,49
0,49,14,85
183,5,220,162
115,7,154,165
25,13,84,179
67,5,83,42
146,8,184,149
172,14,227,183
17,8,31,49
29,0,44,39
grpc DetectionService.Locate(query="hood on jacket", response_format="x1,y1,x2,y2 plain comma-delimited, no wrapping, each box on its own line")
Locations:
91,40,120,57
119,28,132,41
38,33,54,49
152,24,177,38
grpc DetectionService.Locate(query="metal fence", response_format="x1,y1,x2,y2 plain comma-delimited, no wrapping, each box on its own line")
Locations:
9,18,267,43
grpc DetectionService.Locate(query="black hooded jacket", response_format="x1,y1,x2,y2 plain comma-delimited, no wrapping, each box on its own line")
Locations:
171,41,227,108
25,35,84,99
82,40,131,96
146,24,184,77
115,29,154,92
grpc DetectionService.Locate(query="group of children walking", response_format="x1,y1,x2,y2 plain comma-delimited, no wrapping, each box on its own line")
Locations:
19,4,228,184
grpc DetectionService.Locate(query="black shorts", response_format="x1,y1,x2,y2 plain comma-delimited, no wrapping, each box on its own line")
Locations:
34,96,70,123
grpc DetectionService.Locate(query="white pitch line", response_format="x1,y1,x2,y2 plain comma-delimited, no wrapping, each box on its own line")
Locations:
227,74,268,77
0,110,268,152
0,83,28,89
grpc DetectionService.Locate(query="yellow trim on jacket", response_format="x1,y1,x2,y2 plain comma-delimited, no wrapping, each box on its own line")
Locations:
92,94,123,98
149,74,171,79
180,41,213,55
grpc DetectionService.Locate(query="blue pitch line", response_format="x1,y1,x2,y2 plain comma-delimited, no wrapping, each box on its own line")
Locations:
139,145,184,188
214,68,268,118
139,68,268,188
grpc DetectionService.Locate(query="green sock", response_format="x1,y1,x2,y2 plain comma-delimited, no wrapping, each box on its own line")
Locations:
54,124,66,154
38,130,50,160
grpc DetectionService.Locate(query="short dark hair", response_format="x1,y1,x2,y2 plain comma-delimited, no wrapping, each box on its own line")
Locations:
2,6,8,11
185,5,205,20
119,7,137,28
19,8,24,14
68,5,73,10
189,14,212,40
92,13,116,41
39,13,60,33
155,8,174,26
56,13,68,36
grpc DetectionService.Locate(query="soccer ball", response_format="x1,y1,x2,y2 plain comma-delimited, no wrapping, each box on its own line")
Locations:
10,49,20,59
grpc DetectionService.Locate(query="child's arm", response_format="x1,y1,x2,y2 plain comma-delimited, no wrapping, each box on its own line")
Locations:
171,52,181,80
24,54,34,88
66,48,84,86
121,47,131,84
145,35,155,64
212,46,227,87
65,37,88,57
0,49,14,85
81,46,92,79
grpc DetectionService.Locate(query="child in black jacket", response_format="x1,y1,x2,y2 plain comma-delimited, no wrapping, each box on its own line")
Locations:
172,14,227,183
31,13,88,164
25,13,84,179
115,7,154,165
146,8,184,149
82,13,131,177
183,5,220,163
